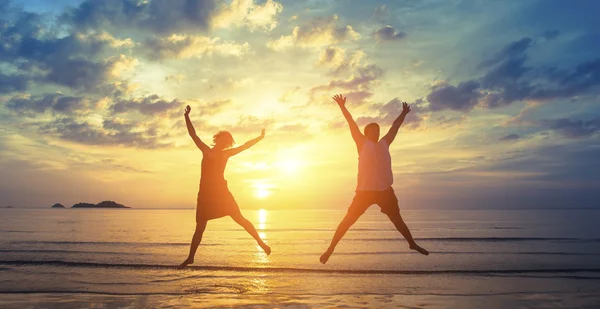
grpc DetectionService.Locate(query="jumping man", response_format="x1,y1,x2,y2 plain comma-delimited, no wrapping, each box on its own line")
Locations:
180,105,271,267
320,94,429,264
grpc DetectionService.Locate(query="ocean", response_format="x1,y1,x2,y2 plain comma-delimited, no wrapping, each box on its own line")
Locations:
1,208,599,308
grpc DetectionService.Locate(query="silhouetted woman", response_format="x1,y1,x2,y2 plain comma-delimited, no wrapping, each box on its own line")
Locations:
180,105,271,267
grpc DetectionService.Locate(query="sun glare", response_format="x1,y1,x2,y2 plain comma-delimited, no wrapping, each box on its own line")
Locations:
252,181,275,199
255,188,271,199
258,209,267,224
277,159,302,174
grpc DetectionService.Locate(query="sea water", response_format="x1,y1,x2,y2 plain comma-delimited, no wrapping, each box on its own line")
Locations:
1,208,599,308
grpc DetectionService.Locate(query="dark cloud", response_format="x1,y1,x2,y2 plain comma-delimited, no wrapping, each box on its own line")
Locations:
541,29,560,40
112,94,185,117
426,37,600,111
0,73,30,93
0,4,136,92
5,93,95,116
38,117,173,149
372,25,407,43
434,115,468,128
61,0,217,34
427,81,481,111
479,37,533,69
543,117,600,138
498,134,521,141
312,64,384,92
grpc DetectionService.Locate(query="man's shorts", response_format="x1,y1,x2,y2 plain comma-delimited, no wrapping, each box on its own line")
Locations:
347,187,400,216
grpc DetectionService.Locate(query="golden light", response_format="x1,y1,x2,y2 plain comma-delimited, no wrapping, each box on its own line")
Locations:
258,208,267,224
255,188,271,199
277,159,301,174
252,181,274,199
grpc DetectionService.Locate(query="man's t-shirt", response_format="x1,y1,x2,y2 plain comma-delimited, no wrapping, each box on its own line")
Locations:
356,139,393,191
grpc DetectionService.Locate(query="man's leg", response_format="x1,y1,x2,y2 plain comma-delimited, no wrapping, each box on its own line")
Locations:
231,213,271,255
386,212,429,255
320,211,363,264
179,219,208,267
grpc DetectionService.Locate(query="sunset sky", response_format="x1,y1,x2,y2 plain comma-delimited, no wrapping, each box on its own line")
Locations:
1,0,599,209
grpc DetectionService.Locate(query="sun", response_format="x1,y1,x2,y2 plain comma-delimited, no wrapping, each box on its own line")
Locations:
277,159,302,174
255,188,271,199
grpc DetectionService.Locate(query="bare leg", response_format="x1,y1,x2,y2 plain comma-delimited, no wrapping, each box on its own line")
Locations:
231,213,271,255
387,212,429,255
320,212,361,264
179,220,208,268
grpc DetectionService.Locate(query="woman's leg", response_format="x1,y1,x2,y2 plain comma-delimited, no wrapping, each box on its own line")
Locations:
230,213,271,255
179,219,208,267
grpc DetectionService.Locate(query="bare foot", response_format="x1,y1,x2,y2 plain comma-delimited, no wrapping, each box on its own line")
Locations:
410,244,429,256
320,249,333,264
178,257,194,269
259,242,271,255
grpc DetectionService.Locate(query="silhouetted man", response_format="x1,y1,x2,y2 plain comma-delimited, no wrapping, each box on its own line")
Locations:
320,94,429,264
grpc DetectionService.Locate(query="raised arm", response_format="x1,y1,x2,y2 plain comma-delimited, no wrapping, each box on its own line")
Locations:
333,94,365,150
382,101,411,145
184,105,210,152
224,129,265,157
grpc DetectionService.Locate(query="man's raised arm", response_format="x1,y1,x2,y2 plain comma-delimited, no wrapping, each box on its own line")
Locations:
333,94,365,150
184,105,210,152
382,101,411,145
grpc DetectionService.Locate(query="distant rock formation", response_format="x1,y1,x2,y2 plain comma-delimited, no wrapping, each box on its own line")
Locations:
51,203,65,208
71,201,130,208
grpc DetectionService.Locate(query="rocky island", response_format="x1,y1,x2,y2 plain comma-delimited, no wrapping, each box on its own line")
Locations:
71,201,130,209
51,203,65,208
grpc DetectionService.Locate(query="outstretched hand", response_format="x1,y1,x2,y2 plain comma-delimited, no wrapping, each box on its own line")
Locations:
401,102,411,114
332,94,346,107
260,129,266,138
184,105,191,116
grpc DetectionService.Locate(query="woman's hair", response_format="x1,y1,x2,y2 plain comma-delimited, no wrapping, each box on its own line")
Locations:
213,131,235,149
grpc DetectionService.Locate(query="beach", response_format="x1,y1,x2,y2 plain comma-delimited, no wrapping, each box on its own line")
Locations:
1,208,599,308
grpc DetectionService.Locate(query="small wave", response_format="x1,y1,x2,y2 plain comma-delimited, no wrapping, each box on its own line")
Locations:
0,249,154,255
8,241,214,246
1,260,600,275
373,237,600,243
9,237,600,247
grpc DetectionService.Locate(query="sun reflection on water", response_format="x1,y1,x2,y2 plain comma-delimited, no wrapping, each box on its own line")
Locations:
254,208,270,265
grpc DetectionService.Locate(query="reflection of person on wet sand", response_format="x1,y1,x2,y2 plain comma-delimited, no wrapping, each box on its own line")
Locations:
320,94,429,264
180,105,271,268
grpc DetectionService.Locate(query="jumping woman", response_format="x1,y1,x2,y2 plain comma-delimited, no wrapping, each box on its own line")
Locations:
179,105,271,268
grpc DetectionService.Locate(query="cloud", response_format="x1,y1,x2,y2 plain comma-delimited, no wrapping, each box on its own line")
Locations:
37,117,173,149
543,117,600,138
0,5,138,92
62,0,217,34
425,37,600,111
312,64,384,92
426,81,481,111
316,46,365,76
5,93,100,116
498,134,521,141
165,74,186,83
372,25,407,43
0,73,30,94
112,94,185,118
212,0,283,31
434,115,468,128
356,98,424,130
267,15,360,50
541,29,560,40
143,34,250,60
